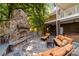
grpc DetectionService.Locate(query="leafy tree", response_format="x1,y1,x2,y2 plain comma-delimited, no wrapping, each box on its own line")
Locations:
0,3,49,32
0,3,9,21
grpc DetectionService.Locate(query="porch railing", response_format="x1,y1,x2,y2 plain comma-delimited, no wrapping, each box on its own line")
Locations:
57,4,79,19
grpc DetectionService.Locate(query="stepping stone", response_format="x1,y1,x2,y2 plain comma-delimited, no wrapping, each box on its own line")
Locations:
71,47,79,56
72,42,79,49
0,43,9,56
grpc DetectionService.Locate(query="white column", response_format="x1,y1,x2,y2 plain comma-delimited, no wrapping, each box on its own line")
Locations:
75,5,78,14
56,5,59,36
60,27,63,35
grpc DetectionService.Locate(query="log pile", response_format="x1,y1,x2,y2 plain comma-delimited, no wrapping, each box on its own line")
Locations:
33,35,73,56
33,44,73,56
55,35,73,47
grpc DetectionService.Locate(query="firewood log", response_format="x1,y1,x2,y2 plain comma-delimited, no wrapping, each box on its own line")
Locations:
51,47,66,56
64,44,73,52
56,35,65,41
64,37,73,44
54,38,62,47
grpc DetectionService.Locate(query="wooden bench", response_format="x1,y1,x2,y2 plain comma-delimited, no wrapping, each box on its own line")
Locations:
41,33,50,41
41,35,49,41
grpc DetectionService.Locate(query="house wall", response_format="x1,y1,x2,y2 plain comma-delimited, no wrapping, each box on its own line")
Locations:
46,14,56,22
61,22,79,42
61,22,79,34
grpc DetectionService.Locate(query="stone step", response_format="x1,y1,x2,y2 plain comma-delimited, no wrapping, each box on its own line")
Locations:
71,47,79,56
9,35,33,46
0,43,9,56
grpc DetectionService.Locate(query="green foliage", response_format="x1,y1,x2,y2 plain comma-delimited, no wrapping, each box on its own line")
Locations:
25,3,48,31
0,3,9,21
0,3,49,31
